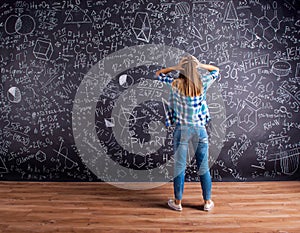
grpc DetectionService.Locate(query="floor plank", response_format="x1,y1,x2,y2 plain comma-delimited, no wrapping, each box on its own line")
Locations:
0,181,299,233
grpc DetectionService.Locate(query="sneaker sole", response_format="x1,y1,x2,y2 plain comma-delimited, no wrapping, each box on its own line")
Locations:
204,202,214,211
168,201,182,211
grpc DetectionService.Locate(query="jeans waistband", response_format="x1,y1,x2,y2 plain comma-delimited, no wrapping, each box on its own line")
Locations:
175,124,206,129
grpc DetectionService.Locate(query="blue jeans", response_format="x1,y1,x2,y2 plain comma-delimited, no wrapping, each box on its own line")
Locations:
173,125,211,201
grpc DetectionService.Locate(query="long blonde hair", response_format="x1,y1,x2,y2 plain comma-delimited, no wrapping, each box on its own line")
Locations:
172,56,203,97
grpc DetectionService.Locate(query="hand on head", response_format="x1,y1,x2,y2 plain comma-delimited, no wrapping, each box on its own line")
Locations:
176,58,188,70
177,55,201,70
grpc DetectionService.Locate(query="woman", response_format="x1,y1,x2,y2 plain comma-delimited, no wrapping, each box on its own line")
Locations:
155,55,220,211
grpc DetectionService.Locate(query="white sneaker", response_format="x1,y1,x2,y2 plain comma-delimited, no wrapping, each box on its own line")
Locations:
168,199,183,211
204,200,214,211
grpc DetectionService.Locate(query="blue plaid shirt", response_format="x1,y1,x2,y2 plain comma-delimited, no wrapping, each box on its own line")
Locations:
158,70,219,127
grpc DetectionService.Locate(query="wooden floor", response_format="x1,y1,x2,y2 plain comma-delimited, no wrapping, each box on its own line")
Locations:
0,181,299,233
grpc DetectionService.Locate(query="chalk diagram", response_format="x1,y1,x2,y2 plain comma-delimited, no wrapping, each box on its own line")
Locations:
275,81,300,115
4,14,36,41
119,74,134,88
33,38,54,61
188,34,222,54
133,154,147,169
223,1,238,23
0,157,8,174
64,5,92,24
35,150,46,163
190,25,203,40
132,12,152,43
115,105,147,136
53,140,78,170
253,9,280,42
268,148,300,175
241,28,255,42
237,93,261,132
271,60,291,79
104,118,115,128
274,106,292,118
7,87,22,103
174,2,190,16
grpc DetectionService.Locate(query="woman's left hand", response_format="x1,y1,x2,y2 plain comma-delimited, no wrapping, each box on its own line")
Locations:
176,59,188,71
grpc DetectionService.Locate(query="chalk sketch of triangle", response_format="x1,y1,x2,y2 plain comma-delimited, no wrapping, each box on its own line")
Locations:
0,157,8,173
105,118,115,128
191,25,203,40
64,5,92,24
223,1,238,23
210,122,220,138
161,97,170,114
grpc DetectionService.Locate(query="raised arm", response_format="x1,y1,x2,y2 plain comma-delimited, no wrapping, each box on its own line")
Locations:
197,63,219,72
155,66,178,77
155,59,187,77
199,62,220,90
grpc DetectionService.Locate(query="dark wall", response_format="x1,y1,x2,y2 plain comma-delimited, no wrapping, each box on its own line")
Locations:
0,0,299,182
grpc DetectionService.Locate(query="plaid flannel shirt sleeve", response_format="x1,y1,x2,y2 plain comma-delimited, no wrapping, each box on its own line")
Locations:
157,73,174,126
199,70,220,125
157,72,174,84
202,70,220,91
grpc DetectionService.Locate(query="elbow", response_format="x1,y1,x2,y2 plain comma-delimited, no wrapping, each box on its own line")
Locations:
155,71,161,77
214,67,220,75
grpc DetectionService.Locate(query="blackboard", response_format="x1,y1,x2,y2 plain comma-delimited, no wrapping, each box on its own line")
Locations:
0,0,299,184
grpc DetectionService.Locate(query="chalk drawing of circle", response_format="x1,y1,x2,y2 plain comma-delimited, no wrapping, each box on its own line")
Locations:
118,111,136,128
271,61,291,77
4,15,19,34
15,15,36,35
7,87,21,103
119,74,134,88
148,121,158,131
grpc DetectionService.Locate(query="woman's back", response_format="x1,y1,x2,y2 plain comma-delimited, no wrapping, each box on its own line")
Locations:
169,80,208,126
157,58,219,126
